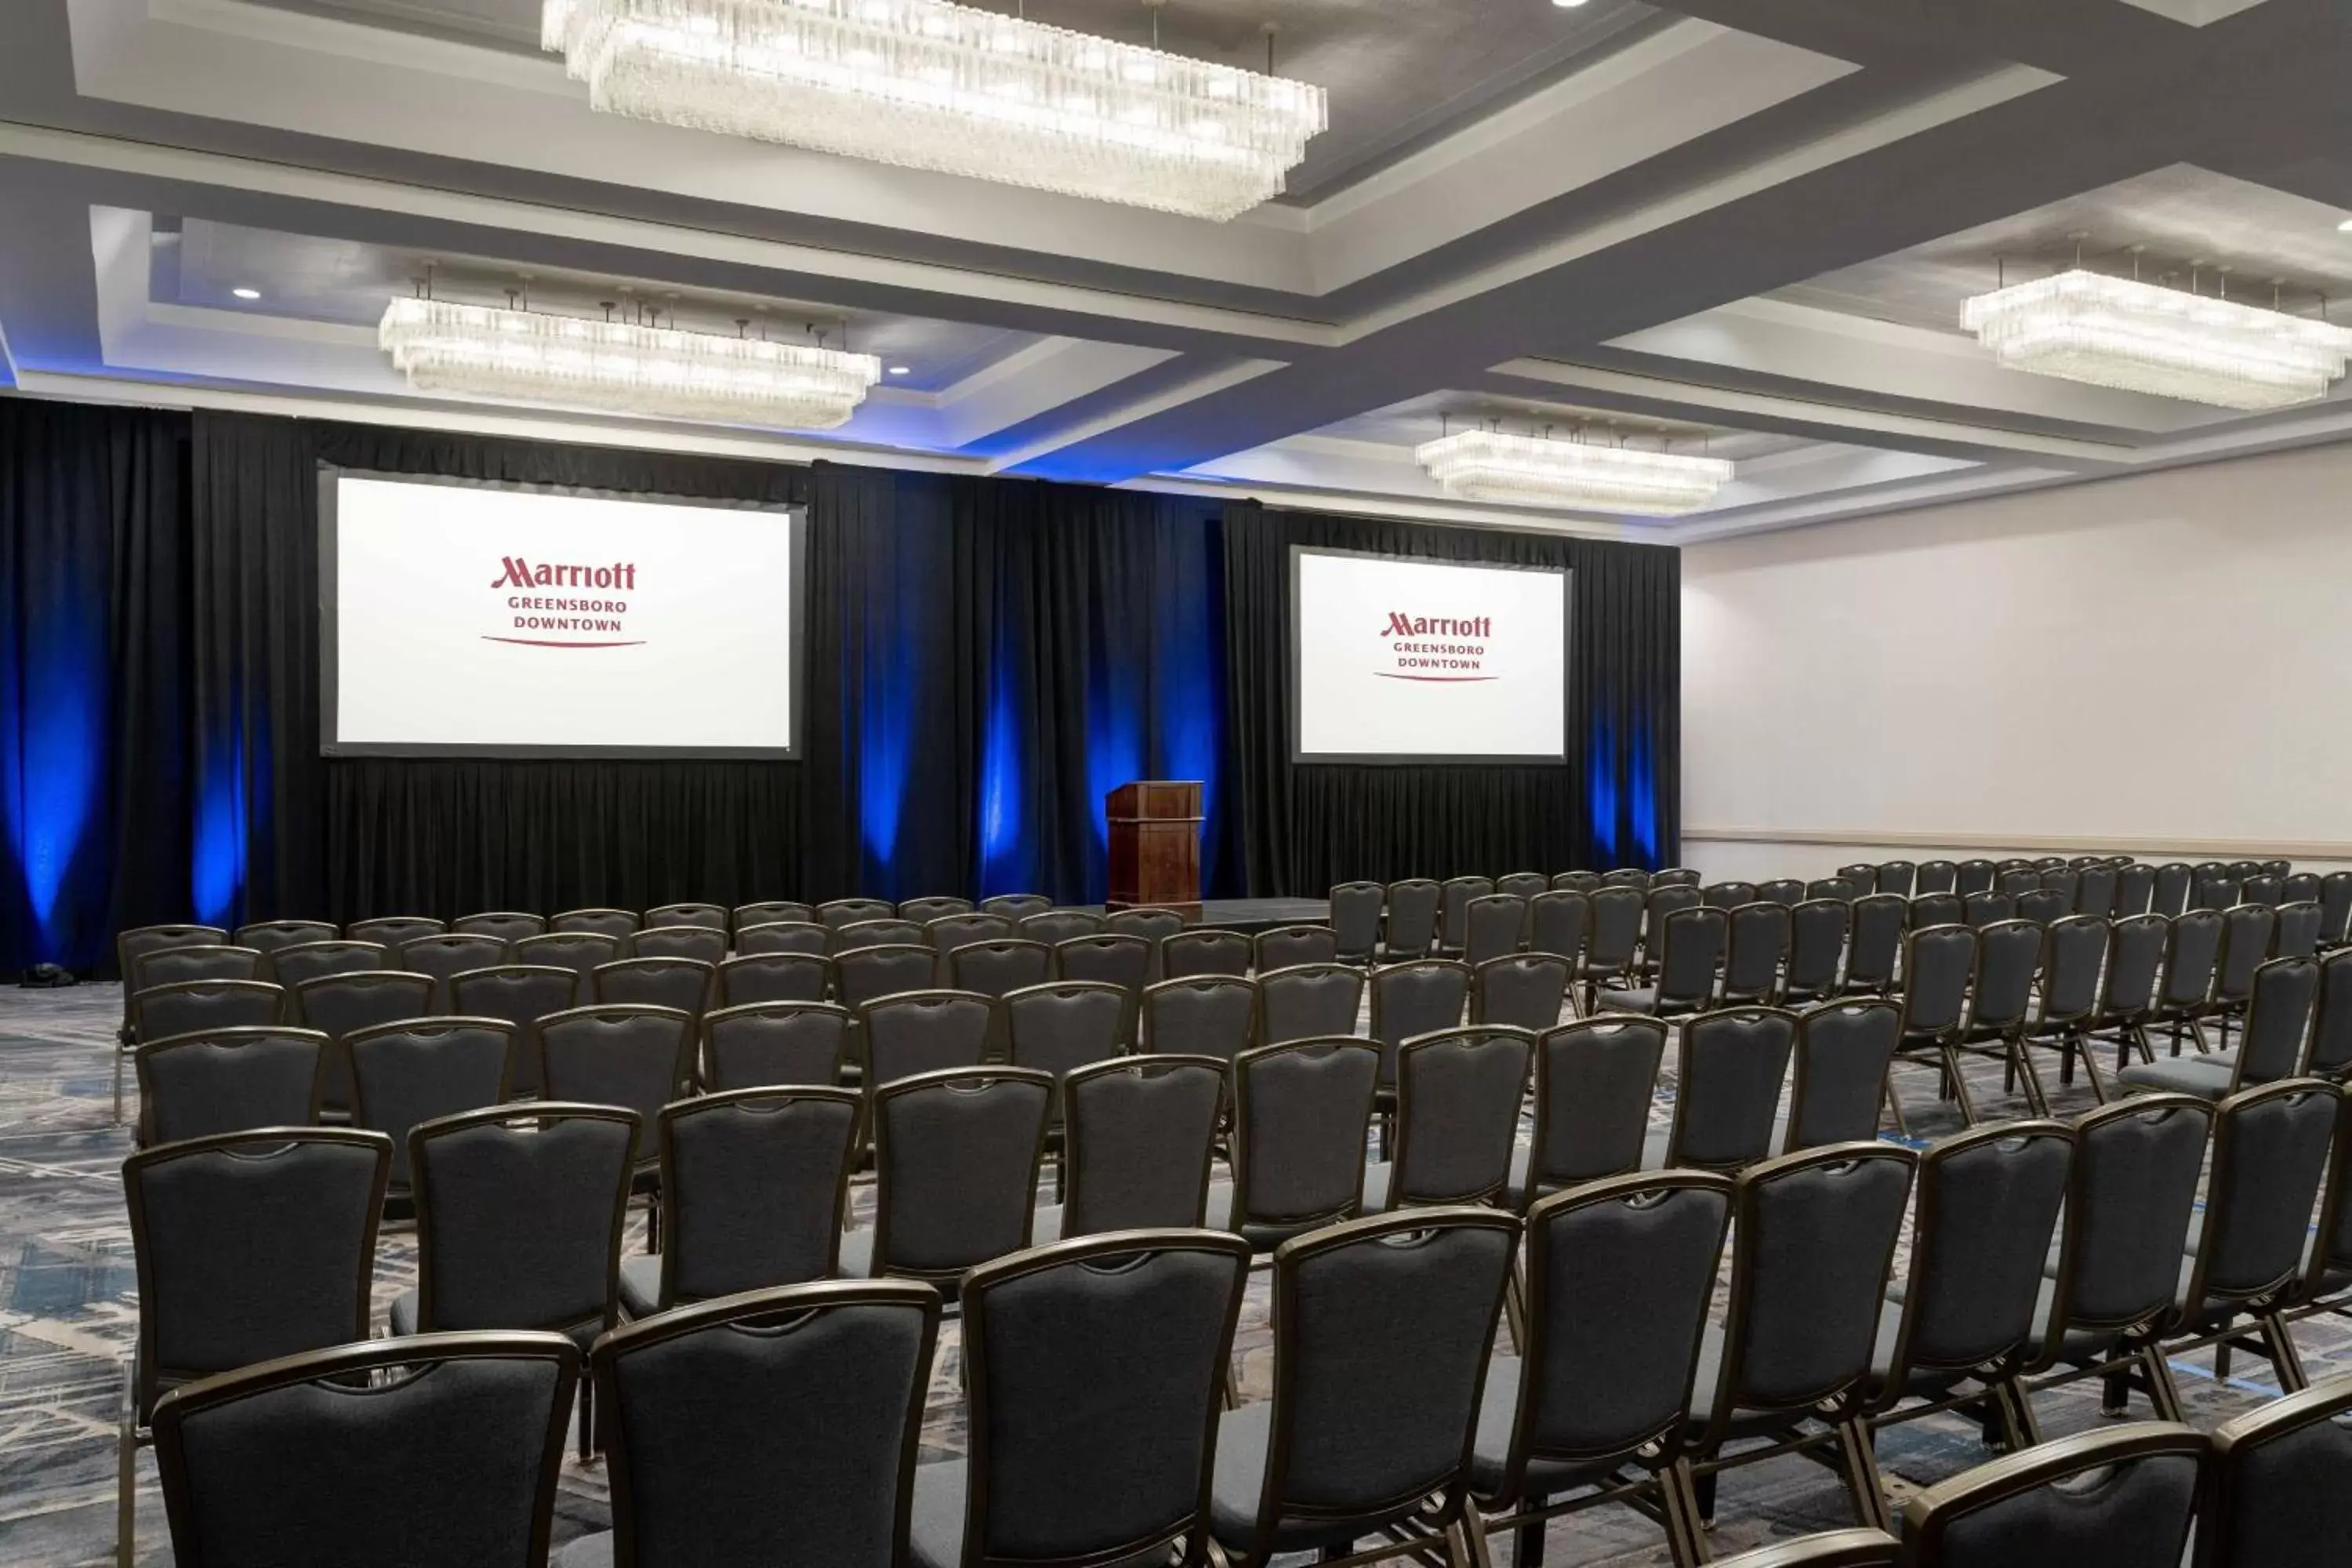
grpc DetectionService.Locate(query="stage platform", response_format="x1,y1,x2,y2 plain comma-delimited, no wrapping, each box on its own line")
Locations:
1075,897,1329,933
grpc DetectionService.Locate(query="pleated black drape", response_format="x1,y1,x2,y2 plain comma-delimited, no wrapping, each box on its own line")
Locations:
190,412,814,924
0,399,190,971
1221,500,1679,896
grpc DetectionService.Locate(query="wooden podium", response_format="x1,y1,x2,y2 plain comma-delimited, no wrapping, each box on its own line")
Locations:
1105,781,1203,920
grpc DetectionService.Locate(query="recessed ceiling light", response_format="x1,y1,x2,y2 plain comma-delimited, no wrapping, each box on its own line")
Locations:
232,287,261,300
2339,219,2352,233
1552,0,1590,7
887,365,912,376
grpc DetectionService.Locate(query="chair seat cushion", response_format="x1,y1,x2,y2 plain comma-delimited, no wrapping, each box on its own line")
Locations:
1212,1401,1414,1555
1203,1182,1338,1254
908,1459,967,1568
1598,988,1658,1014
618,1254,663,1319
2116,1054,2237,1100
1684,1326,1832,1442
1468,1356,1624,1506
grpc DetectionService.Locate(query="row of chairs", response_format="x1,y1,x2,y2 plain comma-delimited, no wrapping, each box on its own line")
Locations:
124,1080,2352,1568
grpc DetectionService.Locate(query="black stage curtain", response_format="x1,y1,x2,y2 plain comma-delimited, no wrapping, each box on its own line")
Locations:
0,400,191,971
190,412,813,924
1221,501,1679,896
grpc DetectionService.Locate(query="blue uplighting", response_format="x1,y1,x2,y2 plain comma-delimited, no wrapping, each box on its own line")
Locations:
191,739,248,926
1628,715,1659,868
978,648,1023,893
2,601,102,961
1588,717,1618,864
858,640,912,876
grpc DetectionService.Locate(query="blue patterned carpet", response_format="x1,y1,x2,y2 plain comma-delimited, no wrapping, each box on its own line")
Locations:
0,983,2339,1565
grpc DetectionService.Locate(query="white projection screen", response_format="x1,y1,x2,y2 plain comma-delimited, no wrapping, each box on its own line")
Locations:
1290,546,1570,763
320,470,803,758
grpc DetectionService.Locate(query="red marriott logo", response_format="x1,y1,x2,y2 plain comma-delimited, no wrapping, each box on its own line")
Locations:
491,557,638,591
1381,611,1492,638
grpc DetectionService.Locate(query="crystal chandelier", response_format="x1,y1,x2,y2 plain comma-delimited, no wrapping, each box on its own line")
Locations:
377,297,882,428
1961,269,2352,410
1415,429,1734,517
539,0,1329,221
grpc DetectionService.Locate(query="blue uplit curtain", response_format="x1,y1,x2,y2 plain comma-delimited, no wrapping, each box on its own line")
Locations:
0,400,192,971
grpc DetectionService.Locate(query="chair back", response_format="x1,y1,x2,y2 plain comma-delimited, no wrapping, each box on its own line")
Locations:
1263,962,1371,1050
646,901,727,930
980,893,1053,920
398,933,509,1008
410,1104,637,1334
2015,887,2071,927
295,970,434,1109
1499,1174,1732,1494
1060,1056,1224,1236
2274,900,2325,960
591,956,715,1018
260,938,386,1000
716,950,831,1007
510,930,621,982
653,1087,862,1307
2112,862,2156,916
1702,880,1757,910
1605,867,1654,891
898,895,974,925
1236,1210,1517,1557
1962,891,2016,928
2233,956,2321,1087
837,917,931,954
348,1017,516,1189
1915,860,1958,896
2241,874,2285,908
553,908,638,938
862,989,995,1088
820,898,897,930
1526,1016,1665,1196
835,944,941,1011
1758,877,1806,907
1329,881,1385,961
136,1026,327,1146
1441,876,1495,951
1384,878,1443,960
735,900,817,932
1229,1039,1380,1231
2181,1080,2338,1323
1700,1144,1915,1439
1911,892,1964,930
1807,877,1858,902
2307,949,2352,1076
1054,931,1152,995
1954,859,1996,898
2205,1377,2352,1568
590,1283,937,1568
951,938,1055,1000
1998,867,2042,898
1004,981,1127,1098
1470,953,1570,1033
1967,920,2043,1033
1385,1026,1534,1208
1896,926,1976,1039
537,1005,695,1141
449,963,579,1098
1018,910,1105,949
1527,889,1591,967
347,915,446,949
702,999,850,1090
1721,902,1791,1003
1364,959,1465,1077
2319,871,2352,947
1463,895,1528,966
1784,898,1850,1000
1552,869,1601,894
131,980,286,1048
1141,975,1257,1062
132,944,263,993
451,911,546,945
1785,1000,1898,1151
2046,1096,2212,1341
738,920,832,956
2157,909,2225,1011
2151,862,2193,917
925,912,1017,962
124,1128,390,1417
230,919,336,954
626,924,728,965
1900,1424,2208,1568
1882,1123,2071,1389
1585,886,1646,974
2041,869,2081,907
869,1069,1051,1282
151,1333,579,1568
1652,906,1727,1011
1668,1007,1798,1172
1875,862,1917,898
958,1232,1252,1566
1846,895,1906,989
2074,863,2119,916
2096,915,2169,1022
2216,905,2278,1004
1161,927,1252,978
1105,908,1185,977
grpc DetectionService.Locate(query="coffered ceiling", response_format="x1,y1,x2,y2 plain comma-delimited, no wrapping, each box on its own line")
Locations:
3,0,2350,540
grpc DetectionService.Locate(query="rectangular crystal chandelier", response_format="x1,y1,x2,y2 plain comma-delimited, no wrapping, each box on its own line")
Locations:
1962,269,2352,410
539,0,1329,221
378,297,883,428
1416,430,1734,517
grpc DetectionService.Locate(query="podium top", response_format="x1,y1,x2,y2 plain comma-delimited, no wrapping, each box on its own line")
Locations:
1106,780,1203,821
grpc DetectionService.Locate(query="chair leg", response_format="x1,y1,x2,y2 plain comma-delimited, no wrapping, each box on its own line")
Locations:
2076,1038,2112,1105
1835,1415,1893,1534
1221,1355,1240,1410
116,1363,137,1568
2214,1335,2233,1381
1463,1511,1498,1568
1514,1495,1548,1568
2010,1037,2049,1116
1443,1519,1478,1568
1996,1377,2043,1449
1941,1047,1980,1126
113,1045,127,1127
1881,1077,1910,1138
1663,1460,1711,1567
2141,1343,2186,1424
2262,1312,2311,1392
577,1374,594,1461
1501,1260,1527,1358
1691,1454,1719,1527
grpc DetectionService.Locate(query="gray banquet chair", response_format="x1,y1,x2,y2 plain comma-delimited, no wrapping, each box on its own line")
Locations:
1552,870,1602,895
2303,949,2352,1080
346,914,446,949
1516,1016,1666,1207
1468,1171,1733,1568
554,908,640,938
1526,889,1591,973
979,892,1053,921
1719,901,1791,1005
2320,871,2352,948
151,1332,579,1568
1916,859,1958,896
1498,871,1551,905
1035,1054,1224,1244
1874,862,1916,898
1781,898,1851,1004
1163,927,1253,980
1661,1006,1798,1174
129,944,263,997
536,1005,695,1218
1141,974,1257,1064
1954,860,1997,899
1264,961,1371,1050
132,1025,327,1147
450,962,579,1098
558,1282,938,1568
1463,894,1530,967
125,983,287,1123
1471,953,1571,1033
2151,862,2194,918
1685,1142,1918,1534
2274,899,2325,960
1384,878,1443,962
837,917,932,954
714,949,832,1007
590,955,715,1018
450,910,546,946
1703,880,1759,911
1105,906,1186,978
1758,877,1806,907
1961,891,2016,929
391,1103,639,1457
1600,905,1726,1018
737,919,832,956
949,938,1053,1002
347,1016,517,1196
397,932,508,1009
909,1229,1252,1568
925,912,1018,974
1216,1038,1380,1251
2079,913,2168,1092
645,900,727,930
291,968,434,1114
836,944,942,1013
511,930,623,990
1017,909,1103,947
622,924,728,965
1255,923,1338,973
1366,1025,1532,1213
1842,895,1906,996
840,1067,1052,1289
1578,886,1646,1012
898,895,974,925
229,918,336,955
1898,1423,2207,1568
2203,1375,2352,1568
1784,1000,1899,1152
861,989,996,1089
821,897,898,931
618,1085,862,1319
701,998,851,1090
1206,1207,1519,1567
2143,908,2225,1058
1441,875,1496,956
1952,918,2044,1113
120,1127,391,1568
1889,924,1978,1127
1052,933,1153,1041
2209,903,2279,1047
734,899,817,933
2120,953,2318,1101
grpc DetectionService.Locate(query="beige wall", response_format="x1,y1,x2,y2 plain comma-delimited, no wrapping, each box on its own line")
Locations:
1679,443,2352,884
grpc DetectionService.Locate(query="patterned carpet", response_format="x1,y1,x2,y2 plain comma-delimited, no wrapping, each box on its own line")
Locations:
1,982,2342,1566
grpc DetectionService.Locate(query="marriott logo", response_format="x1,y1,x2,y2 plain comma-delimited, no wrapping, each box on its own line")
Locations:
1381,611,1492,638
491,557,638,591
